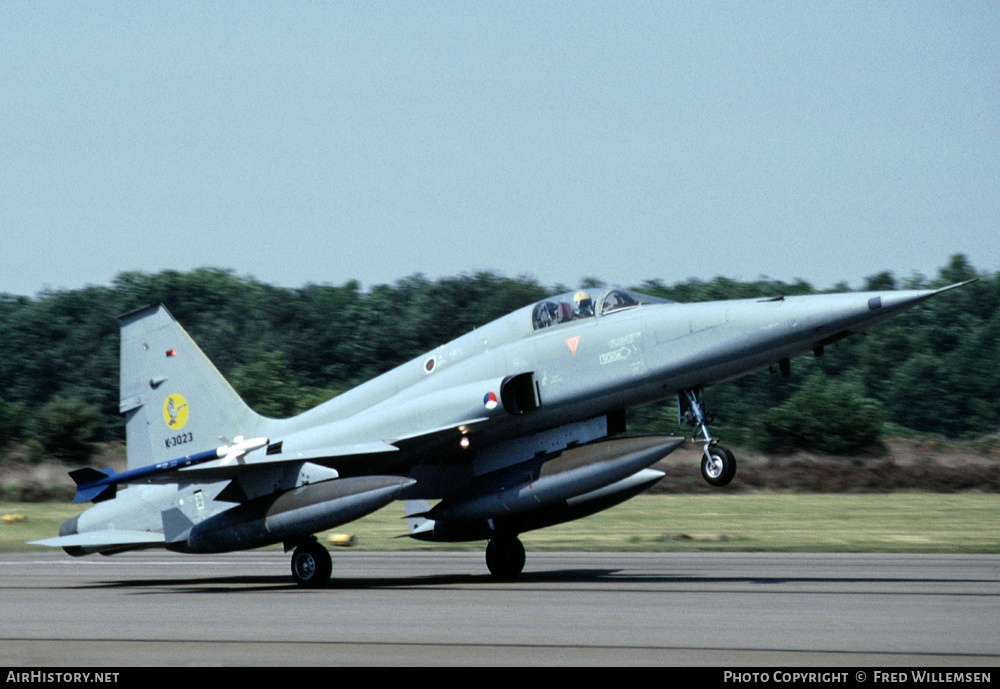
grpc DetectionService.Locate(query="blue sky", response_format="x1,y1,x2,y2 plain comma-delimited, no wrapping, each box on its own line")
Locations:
2,2,998,296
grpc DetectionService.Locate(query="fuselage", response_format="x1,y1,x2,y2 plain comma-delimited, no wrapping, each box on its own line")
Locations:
248,285,943,491
42,281,964,562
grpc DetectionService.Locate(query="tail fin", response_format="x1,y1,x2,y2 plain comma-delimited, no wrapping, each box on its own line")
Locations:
118,305,262,470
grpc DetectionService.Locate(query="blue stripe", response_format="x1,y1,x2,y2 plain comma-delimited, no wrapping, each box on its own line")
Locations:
73,447,221,502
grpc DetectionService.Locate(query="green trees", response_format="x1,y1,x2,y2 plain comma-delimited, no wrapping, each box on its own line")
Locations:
0,255,996,464
0,398,29,447
229,350,343,418
32,396,105,463
760,375,885,454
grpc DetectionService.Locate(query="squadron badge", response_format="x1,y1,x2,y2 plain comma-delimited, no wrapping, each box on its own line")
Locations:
163,393,189,429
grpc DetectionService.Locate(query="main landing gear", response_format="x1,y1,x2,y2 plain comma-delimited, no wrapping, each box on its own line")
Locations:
290,537,332,588
680,388,737,487
485,525,525,581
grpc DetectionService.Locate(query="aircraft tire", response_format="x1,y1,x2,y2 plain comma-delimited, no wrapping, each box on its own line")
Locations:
486,534,525,581
291,541,332,588
701,446,737,487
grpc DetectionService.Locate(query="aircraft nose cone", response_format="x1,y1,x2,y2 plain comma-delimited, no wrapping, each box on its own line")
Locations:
868,279,975,316
864,290,930,314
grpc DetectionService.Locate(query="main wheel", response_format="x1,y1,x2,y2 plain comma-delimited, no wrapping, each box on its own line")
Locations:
700,445,737,487
485,534,525,581
290,541,332,588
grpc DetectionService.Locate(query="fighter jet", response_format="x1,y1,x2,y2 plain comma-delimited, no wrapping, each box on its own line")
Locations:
31,280,973,586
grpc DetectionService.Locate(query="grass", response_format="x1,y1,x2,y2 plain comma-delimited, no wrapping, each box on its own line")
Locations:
3,493,998,554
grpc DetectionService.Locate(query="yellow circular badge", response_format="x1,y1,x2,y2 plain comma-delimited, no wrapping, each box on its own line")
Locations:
163,393,189,430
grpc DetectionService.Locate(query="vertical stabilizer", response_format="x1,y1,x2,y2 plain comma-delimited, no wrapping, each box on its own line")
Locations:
119,305,262,470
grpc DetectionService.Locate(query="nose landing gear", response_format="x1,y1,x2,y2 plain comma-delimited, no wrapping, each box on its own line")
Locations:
680,389,737,487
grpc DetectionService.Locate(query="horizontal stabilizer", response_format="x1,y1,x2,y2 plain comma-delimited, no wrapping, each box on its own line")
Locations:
30,531,165,549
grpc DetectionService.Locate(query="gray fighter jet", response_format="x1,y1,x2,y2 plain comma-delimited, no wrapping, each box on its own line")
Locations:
32,280,972,585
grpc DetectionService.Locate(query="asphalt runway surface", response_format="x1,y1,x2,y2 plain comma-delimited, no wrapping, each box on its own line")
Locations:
1,550,997,666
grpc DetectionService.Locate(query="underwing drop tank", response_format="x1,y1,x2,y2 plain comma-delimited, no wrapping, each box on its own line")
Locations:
173,476,415,553
411,435,683,541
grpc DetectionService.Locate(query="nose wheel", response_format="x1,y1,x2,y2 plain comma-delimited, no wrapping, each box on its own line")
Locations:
701,444,736,487
681,389,737,487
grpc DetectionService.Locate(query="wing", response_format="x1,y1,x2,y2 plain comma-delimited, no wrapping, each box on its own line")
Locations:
68,417,491,504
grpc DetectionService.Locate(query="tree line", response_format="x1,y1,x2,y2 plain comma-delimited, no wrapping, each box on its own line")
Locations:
1,254,996,463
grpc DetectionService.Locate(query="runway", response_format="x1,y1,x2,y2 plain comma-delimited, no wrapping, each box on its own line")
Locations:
1,550,997,666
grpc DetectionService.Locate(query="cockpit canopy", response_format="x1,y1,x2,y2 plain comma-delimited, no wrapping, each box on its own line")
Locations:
531,288,671,331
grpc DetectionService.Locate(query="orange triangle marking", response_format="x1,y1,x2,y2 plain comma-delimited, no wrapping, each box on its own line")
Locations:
565,335,580,356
